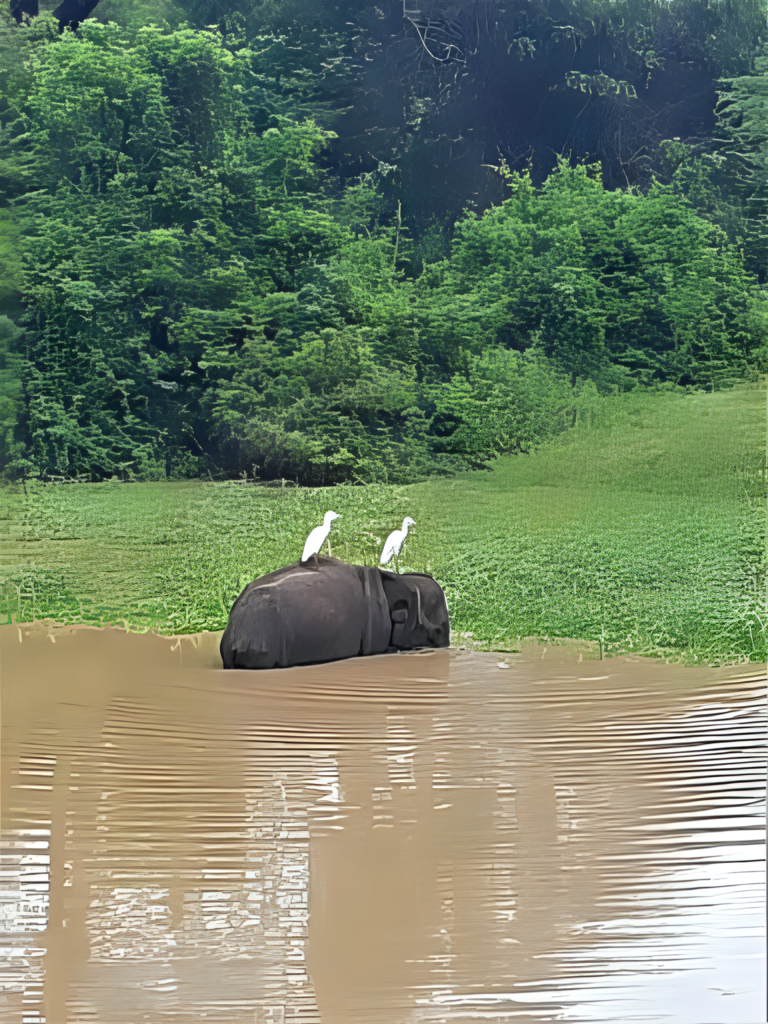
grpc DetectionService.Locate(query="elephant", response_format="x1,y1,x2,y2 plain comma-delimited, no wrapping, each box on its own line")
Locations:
220,556,450,669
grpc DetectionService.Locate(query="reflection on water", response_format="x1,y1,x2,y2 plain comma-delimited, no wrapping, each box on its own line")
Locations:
0,626,764,1024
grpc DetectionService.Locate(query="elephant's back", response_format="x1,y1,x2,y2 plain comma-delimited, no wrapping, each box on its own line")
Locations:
220,559,384,669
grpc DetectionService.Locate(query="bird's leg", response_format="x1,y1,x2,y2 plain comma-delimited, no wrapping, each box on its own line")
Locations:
313,552,319,571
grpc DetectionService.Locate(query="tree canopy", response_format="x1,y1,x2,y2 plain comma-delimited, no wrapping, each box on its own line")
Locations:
0,2,766,483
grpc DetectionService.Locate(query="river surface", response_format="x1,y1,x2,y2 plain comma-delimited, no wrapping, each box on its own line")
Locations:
0,626,764,1024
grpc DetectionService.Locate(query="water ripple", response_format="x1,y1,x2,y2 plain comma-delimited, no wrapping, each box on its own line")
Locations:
0,627,764,1023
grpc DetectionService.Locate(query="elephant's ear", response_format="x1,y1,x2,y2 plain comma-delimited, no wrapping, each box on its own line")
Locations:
360,565,391,655
412,578,423,625
379,573,423,648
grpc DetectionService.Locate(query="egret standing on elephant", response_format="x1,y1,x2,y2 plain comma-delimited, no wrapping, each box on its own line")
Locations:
380,517,415,569
301,511,340,569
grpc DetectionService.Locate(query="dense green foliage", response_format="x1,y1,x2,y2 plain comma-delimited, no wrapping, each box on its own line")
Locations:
97,0,768,205
716,46,768,277
418,161,767,385
1,387,764,664
0,9,766,484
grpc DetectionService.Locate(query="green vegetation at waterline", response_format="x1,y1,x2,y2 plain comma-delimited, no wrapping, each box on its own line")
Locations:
423,386,766,665
1,386,764,665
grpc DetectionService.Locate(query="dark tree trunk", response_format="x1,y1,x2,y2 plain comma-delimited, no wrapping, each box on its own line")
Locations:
10,0,38,23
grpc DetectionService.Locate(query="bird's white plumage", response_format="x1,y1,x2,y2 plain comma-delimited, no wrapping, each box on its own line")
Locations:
301,511,339,562
380,517,415,565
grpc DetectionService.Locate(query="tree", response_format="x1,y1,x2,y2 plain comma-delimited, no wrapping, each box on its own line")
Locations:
416,160,768,384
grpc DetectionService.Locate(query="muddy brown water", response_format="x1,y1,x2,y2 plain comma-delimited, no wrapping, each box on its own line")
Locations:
0,627,764,1024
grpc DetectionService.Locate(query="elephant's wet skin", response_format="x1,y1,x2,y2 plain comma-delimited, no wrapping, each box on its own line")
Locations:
220,557,450,669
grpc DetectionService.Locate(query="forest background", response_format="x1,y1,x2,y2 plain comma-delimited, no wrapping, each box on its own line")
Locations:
1,0,768,485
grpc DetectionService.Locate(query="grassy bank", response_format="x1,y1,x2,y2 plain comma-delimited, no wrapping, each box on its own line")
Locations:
0,386,764,664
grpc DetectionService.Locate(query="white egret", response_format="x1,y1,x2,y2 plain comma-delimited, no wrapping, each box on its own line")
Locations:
380,517,415,568
301,511,340,568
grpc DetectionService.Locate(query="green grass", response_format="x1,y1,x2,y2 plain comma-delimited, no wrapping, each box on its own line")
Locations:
0,385,765,664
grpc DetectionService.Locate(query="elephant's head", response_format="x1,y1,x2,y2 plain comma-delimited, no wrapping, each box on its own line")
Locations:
379,570,450,649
